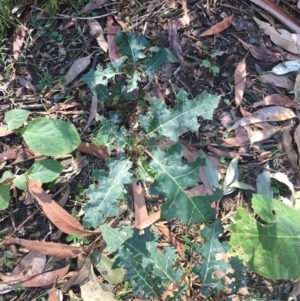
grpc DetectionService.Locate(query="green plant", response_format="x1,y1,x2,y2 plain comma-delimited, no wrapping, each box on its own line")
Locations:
66,234,89,245
0,250,17,269
202,59,220,75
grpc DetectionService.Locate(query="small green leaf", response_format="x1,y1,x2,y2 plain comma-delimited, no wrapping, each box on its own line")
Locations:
5,109,30,130
27,159,63,183
0,183,12,210
256,170,273,198
226,194,300,279
115,32,150,62
211,65,220,74
13,174,27,190
0,171,14,184
81,57,126,94
202,60,211,68
140,89,220,142
143,47,178,77
91,250,124,284
19,118,80,156
93,117,129,149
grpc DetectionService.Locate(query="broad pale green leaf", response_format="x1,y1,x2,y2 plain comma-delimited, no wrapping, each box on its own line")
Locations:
92,117,129,149
140,89,220,141
13,174,27,190
0,171,14,183
0,183,12,210
101,225,183,300
143,47,178,77
192,220,231,296
83,156,134,228
114,32,150,62
226,194,300,279
19,118,80,156
27,159,63,183
5,109,30,130
81,57,127,93
91,250,124,284
149,143,222,224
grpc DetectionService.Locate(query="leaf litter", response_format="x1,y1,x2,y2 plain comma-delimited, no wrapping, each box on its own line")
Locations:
2,0,300,300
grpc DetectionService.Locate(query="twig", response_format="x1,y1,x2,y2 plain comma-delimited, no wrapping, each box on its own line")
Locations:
31,6,116,20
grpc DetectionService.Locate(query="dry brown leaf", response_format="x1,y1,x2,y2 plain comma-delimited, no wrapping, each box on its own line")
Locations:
223,136,249,147
12,25,25,59
249,126,281,144
48,101,81,113
134,211,161,230
132,181,148,231
57,184,70,207
231,106,296,130
156,222,184,257
181,0,190,25
253,94,300,109
77,142,109,161
200,15,233,37
28,182,99,237
254,17,300,53
278,126,299,170
236,37,281,62
198,167,213,195
0,252,46,283
259,73,294,90
80,258,117,301
48,284,60,301
82,0,107,13
17,76,36,92
168,22,185,67
82,95,98,134
234,58,246,107
0,127,13,137
64,56,91,86
4,236,85,258
0,148,35,161
107,16,121,62
89,20,108,52
186,184,207,196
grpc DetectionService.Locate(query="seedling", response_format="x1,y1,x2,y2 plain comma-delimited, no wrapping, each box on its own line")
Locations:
202,59,220,75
